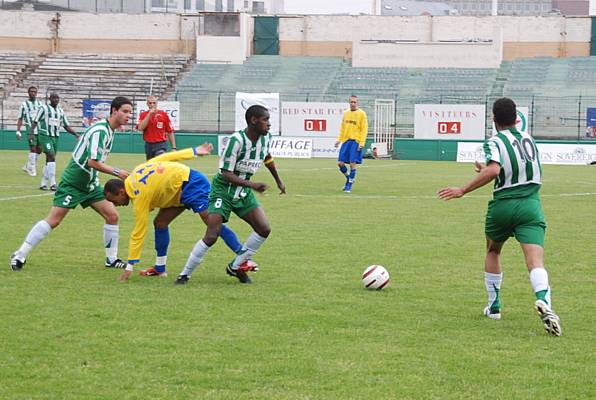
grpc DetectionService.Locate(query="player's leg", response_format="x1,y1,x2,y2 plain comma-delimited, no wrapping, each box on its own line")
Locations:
89,199,124,268
23,140,38,176
176,212,225,284
46,138,59,190
337,142,350,190
141,207,185,276
345,141,363,193
10,206,70,271
198,210,242,254
483,237,505,320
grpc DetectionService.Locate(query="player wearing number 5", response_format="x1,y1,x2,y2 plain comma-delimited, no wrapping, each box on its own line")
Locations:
10,97,133,272
31,93,80,191
438,98,561,336
335,95,368,193
103,145,248,281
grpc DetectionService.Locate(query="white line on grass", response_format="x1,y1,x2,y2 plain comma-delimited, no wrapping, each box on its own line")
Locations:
290,192,596,200
0,193,53,201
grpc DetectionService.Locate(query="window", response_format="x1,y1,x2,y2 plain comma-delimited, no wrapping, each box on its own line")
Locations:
216,0,223,12
227,0,235,11
151,0,178,12
196,0,205,10
252,1,265,13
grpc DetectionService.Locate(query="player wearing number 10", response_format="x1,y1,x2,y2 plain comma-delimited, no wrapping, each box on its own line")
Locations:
10,97,133,272
438,97,561,336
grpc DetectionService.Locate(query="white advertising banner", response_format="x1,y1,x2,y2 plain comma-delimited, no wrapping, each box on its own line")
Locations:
457,142,596,165
218,135,312,158
135,101,180,130
235,92,280,135
280,102,346,137
312,137,340,158
415,104,486,140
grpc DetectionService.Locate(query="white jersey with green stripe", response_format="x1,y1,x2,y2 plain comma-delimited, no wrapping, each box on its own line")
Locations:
484,128,542,198
60,119,114,191
212,129,271,200
34,104,70,137
19,99,42,134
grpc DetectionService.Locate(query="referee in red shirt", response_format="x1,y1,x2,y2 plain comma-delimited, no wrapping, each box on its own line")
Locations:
137,96,177,160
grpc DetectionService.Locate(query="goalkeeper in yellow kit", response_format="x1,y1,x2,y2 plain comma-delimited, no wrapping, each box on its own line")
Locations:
103,144,251,281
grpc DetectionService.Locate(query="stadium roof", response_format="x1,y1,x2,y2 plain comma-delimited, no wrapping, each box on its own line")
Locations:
381,0,454,16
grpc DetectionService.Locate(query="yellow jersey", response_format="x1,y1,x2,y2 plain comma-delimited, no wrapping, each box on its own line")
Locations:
125,148,201,263
337,108,368,147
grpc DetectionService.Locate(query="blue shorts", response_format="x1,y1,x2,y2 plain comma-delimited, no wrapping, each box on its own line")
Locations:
180,169,211,213
338,140,363,164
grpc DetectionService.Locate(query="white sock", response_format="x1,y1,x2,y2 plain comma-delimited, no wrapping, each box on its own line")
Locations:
40,165,48,187
529,267,551,307
28,152,37,169
231,232,267,269
180,240,210,277
104,224,119,264
484,272,503,311
17,220,52,259
47,161,56,186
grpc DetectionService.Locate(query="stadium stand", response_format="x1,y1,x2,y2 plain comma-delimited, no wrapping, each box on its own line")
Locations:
2,53,191,128
0,52,44,99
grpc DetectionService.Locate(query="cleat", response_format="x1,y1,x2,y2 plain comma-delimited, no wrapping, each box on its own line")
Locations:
10,252,26,271
226,263,252,284
105,258,127,269
50,184,57,191
140,267,167,277
238,259,259,272
39,185,48,191
23,165,36,176
174,274,189,285
535,300,562,336
343,183,352,193
483,306,501,320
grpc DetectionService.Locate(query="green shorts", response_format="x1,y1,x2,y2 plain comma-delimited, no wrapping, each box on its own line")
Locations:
27,134,40,148
208,187,260,223
53,181,105,209
485,194,546,246
39,135,59,155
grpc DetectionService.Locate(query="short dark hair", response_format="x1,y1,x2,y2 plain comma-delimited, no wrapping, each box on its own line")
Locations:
49,92,59,99
492,98,517,126
245,105,268,125
111,96,132,114
104,179,125,195
28,86,37,91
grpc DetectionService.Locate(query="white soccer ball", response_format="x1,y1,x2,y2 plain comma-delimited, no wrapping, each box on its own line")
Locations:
362,265,390,290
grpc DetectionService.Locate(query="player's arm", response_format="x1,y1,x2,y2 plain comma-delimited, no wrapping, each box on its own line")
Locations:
86,131,130,180
358,112,369,149
64,125,80,139
16,118,23,140
29,107,42,142
137,110,153,132
220,169,269,193
149,143,212,163
165,114,177,150
264,154,285,194
118,203,150,281
438,161,500,200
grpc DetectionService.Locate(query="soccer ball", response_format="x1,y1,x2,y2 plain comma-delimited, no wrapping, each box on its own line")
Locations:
362,265,390,290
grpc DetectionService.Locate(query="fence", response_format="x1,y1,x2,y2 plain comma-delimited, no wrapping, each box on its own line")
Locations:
1,92,596,141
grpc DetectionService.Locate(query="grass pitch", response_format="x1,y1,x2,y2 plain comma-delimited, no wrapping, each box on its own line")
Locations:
1,149,594,399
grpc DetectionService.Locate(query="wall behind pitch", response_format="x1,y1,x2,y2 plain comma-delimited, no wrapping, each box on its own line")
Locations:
0,10,198,55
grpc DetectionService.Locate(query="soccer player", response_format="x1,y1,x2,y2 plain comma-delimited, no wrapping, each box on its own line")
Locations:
103,145,252,281
438,97,562,337
30,92,80,191
175,105,285,285
10,96,133,272
137,96,176,160
16,86,42,177
334,95,368,193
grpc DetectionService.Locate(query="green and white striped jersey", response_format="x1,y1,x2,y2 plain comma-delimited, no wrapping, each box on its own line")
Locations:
60,119,114,192
212,129,271,200
18,99,42,134
34,104,70,137
484,128,542,198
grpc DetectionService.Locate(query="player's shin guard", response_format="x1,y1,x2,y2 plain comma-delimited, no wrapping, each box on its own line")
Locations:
28,152,37,170
180,239,210,277
154,227,170,274
40,165,48,187
103,224,119,264
484,272,502,311
220,224,242,254
348,168,357,184
17,220,52,258
529,267,552,307
232,232,267,269
47,162,56,186
339,165,348,176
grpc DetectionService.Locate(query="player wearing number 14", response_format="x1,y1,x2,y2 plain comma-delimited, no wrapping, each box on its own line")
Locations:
438,97,561,336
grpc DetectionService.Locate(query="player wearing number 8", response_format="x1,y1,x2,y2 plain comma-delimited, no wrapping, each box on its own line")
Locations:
438,98,561,336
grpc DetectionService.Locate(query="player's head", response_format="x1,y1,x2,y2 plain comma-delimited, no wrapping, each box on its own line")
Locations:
245,105,270,135
492,98,517,129
49,92,60,107
27,86,37,100
110,96,133,127
147,95,157,108
349,95,358,111
104,179,129,206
